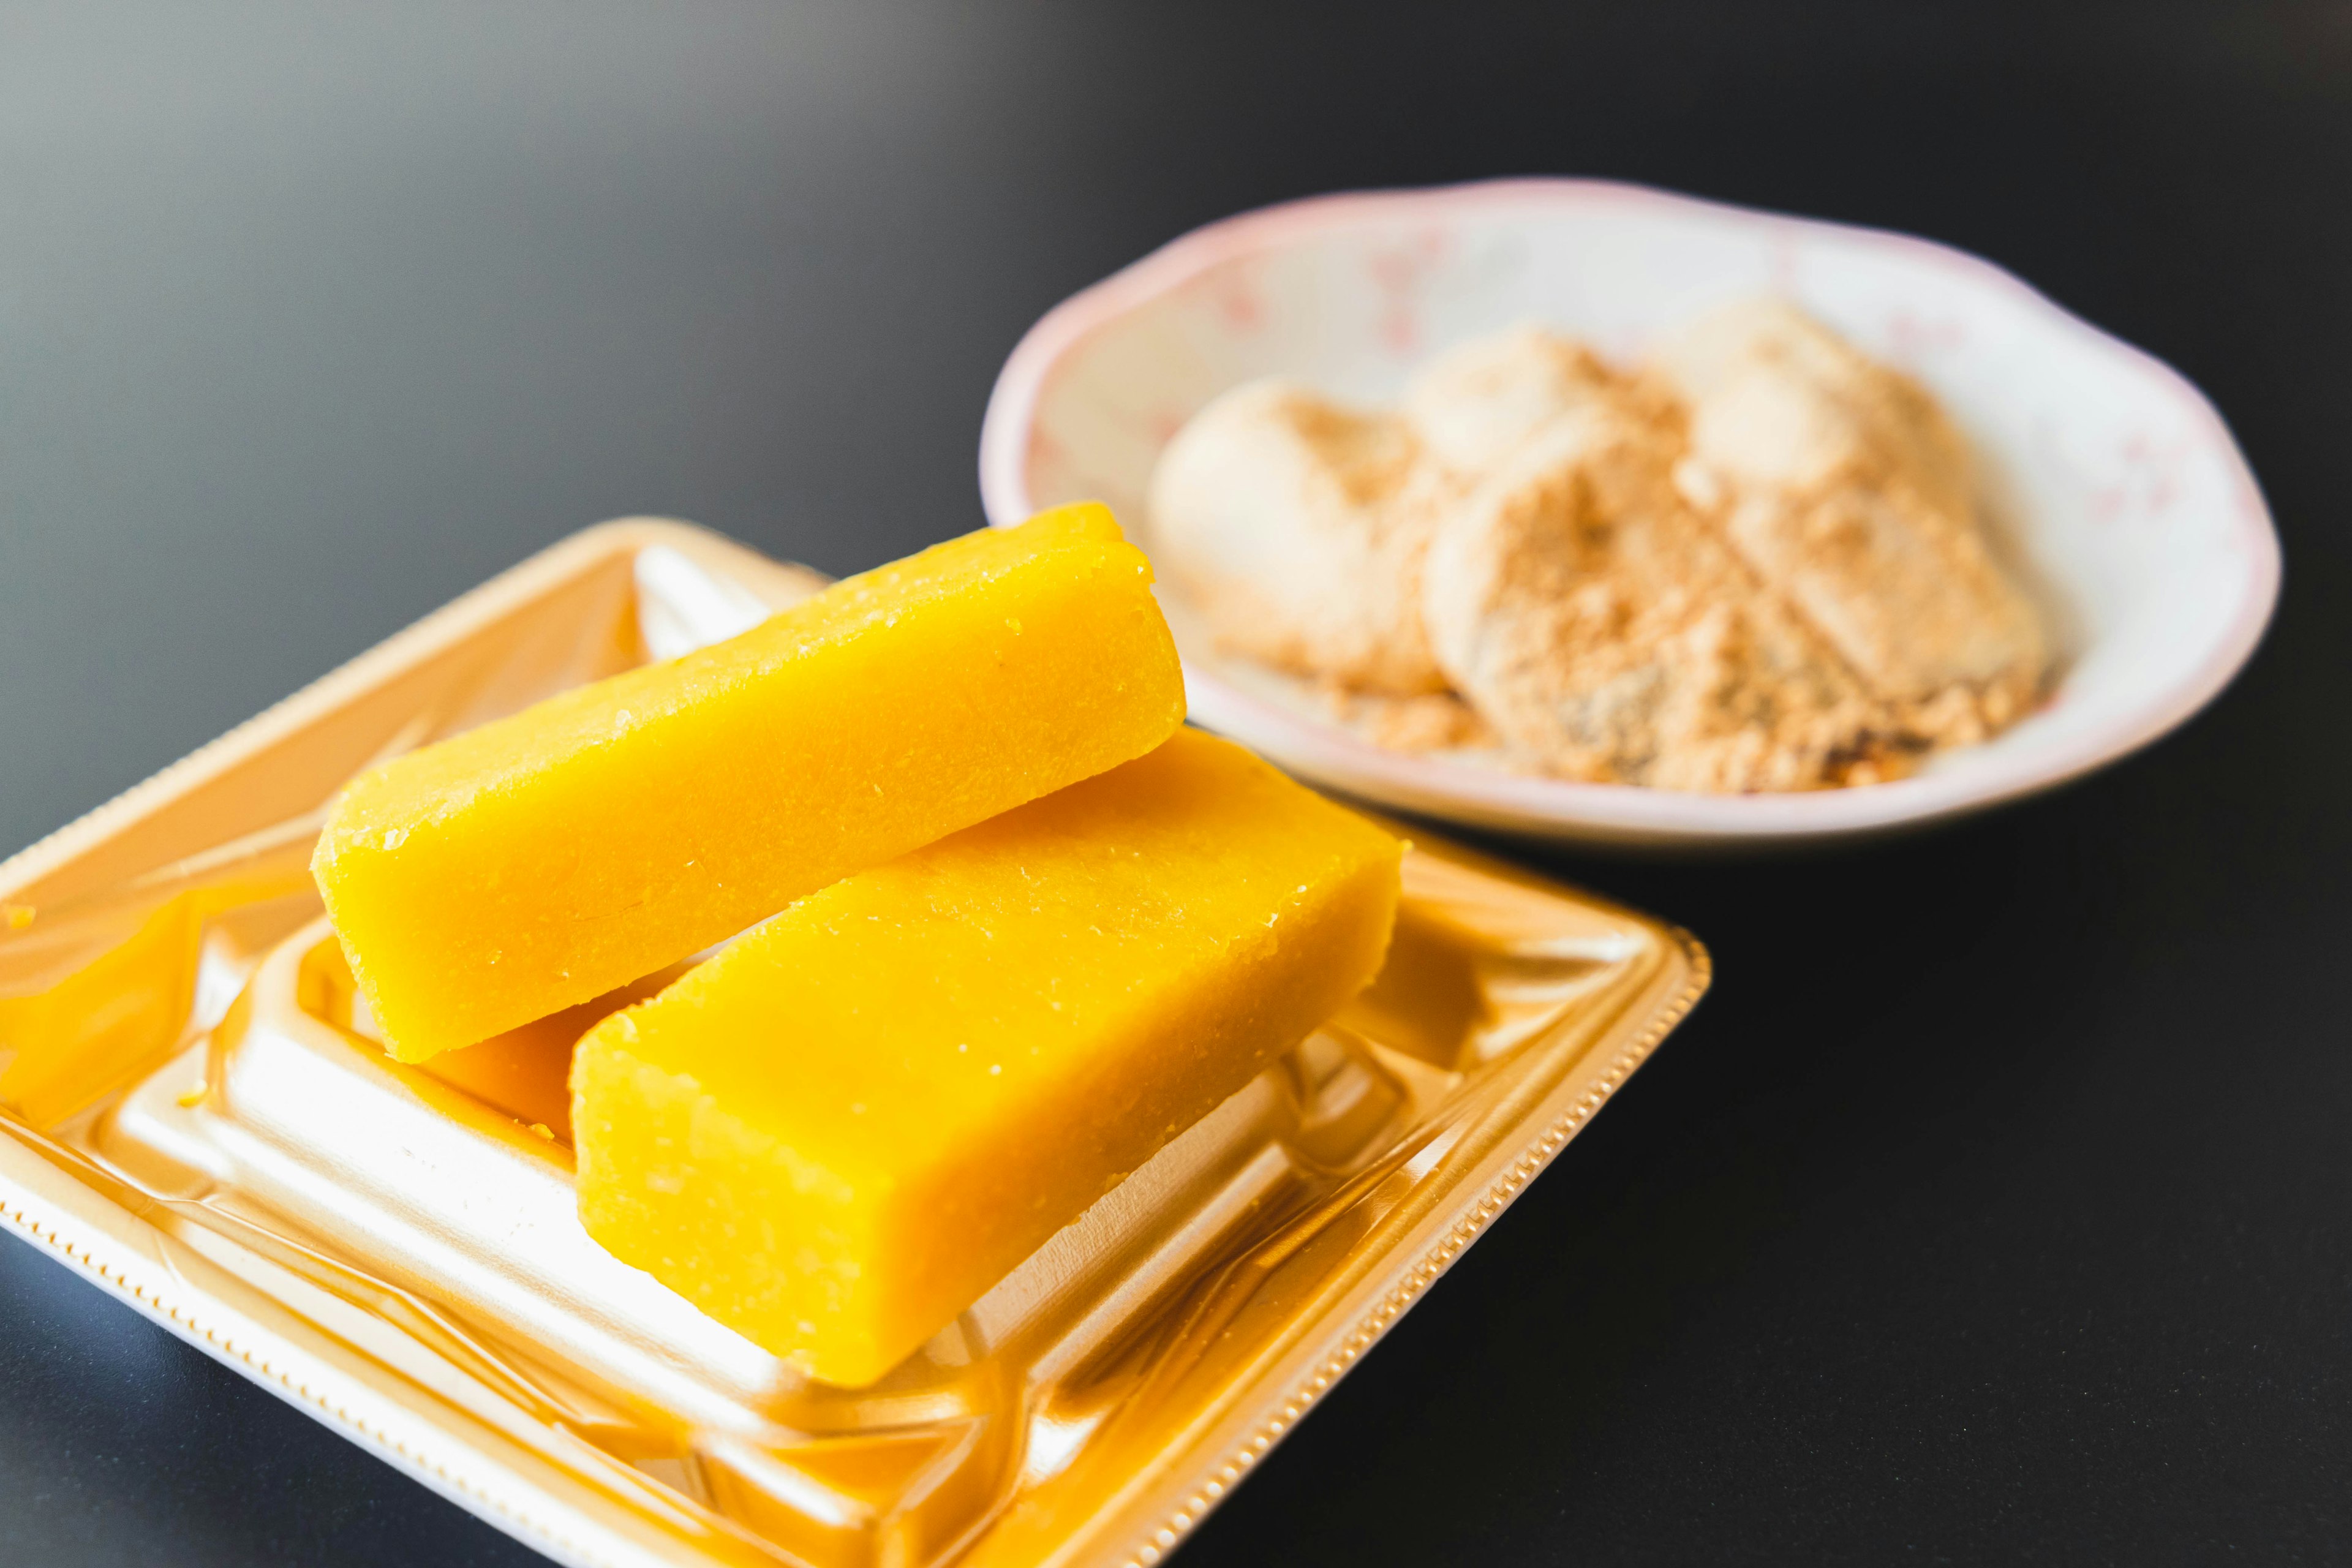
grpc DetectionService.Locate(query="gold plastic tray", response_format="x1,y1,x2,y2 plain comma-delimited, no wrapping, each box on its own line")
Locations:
0,522,1708,1568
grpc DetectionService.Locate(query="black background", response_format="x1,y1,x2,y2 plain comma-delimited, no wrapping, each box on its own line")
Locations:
3,3,2348,1563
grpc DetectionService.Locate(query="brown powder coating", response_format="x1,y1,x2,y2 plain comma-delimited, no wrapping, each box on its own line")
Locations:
1321,688,1498,754
1419,398,1896,791
1657,300,2046,744
1146,379,1448,695
1147,305,2048,793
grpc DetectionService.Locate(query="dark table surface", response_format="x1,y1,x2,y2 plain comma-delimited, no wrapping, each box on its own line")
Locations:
5,4,2349,1563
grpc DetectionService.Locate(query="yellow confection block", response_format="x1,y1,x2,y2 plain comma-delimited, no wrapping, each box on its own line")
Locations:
313,505,1185,1062
571,729,1403,1387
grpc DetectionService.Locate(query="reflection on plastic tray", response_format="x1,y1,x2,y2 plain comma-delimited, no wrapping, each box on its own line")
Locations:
0,521,1706,1568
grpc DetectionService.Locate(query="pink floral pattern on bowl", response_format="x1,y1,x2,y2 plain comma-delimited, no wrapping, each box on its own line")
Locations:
979,179,2280,847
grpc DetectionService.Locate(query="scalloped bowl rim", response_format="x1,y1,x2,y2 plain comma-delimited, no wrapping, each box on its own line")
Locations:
978,178,2280,846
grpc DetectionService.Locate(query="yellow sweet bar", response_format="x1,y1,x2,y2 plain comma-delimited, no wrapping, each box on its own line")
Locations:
313,506,1184,1062
571,729,1402,1386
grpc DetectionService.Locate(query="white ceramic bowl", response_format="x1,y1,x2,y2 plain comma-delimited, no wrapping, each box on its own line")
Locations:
979,179,2280,848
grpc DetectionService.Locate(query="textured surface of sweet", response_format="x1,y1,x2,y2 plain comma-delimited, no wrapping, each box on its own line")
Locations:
570,727,1403,1387
1654,300,2048,741
1147,307,2048,791
1404,325,1654,473
1420,393,1888,791
1147,379,1449,694
313,504,1185,1061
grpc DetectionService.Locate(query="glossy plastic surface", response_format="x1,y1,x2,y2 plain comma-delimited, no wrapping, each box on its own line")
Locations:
0,521,1706,1568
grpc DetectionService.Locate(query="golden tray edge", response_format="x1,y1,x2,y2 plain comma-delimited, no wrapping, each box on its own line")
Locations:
0,519,1710,1568
1042,934,1707,1568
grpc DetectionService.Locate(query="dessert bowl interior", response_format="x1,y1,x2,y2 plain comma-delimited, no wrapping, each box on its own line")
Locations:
979,178,2280,848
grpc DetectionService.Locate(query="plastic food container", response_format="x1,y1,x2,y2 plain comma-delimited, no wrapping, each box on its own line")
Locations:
0,521,1708,1568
